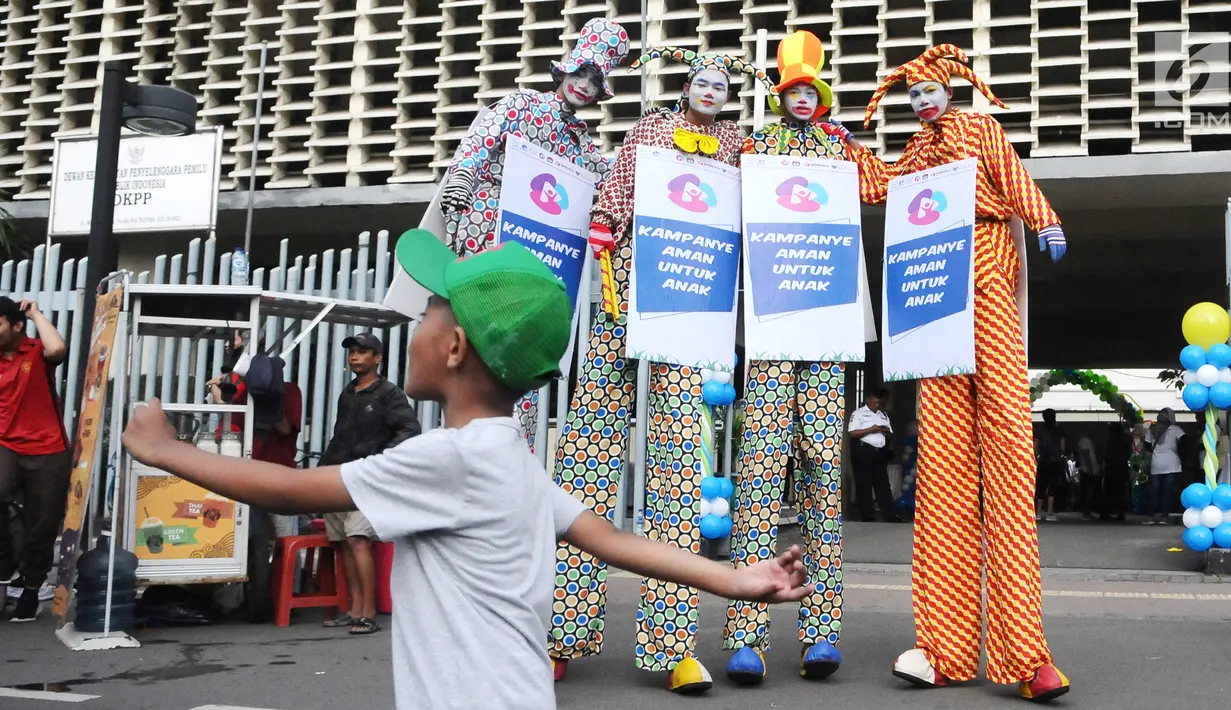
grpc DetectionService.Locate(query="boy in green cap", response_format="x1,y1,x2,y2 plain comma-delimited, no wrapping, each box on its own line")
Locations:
120,229,813,710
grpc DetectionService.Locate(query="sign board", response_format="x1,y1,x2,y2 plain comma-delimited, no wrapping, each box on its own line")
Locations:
882,158,978,381
741,154,867,362
132,475,237,561
52,287,123,622
48,128,223,236
496,136,597,377
626,146,742,372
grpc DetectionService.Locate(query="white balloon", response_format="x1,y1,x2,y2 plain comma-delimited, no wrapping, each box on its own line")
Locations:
1183,507,1202,529
700,368,716,383
1184,371,1197,385
1198,364,1220,387
1201,504,1224,528
699,499,713,517
711,370,733,385
711,498,730,518
1220,368,1231,384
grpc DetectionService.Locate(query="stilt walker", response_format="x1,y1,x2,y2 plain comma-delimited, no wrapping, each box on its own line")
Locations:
549,48,772,695
437,18,629,451
723,30,853,686
846,44,1071,702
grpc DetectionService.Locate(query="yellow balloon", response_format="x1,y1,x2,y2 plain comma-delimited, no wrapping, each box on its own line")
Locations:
1182,302,1231,349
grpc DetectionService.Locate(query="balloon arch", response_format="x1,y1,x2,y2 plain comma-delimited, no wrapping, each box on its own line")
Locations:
1028,369,1144,426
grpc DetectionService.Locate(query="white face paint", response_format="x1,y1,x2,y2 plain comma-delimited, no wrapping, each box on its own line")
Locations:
783,83,820,120
908,81,950,123
686,69,730,116
561,65,602,108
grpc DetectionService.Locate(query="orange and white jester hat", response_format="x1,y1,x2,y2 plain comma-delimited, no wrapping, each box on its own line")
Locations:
863,44,1008,129
769,31,835,120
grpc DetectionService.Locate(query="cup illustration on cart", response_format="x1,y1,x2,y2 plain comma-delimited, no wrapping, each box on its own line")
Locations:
141,517,165,554
201,493,229,529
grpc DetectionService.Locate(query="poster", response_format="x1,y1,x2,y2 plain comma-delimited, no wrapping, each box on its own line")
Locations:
132,473,237,561
52,287,123,621
627,146,741,371
882,158,978,381
741,154,868,362
495,136,597,376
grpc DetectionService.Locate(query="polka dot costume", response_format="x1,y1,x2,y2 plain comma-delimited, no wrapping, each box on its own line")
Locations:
723,119,850,653
549,108,745,673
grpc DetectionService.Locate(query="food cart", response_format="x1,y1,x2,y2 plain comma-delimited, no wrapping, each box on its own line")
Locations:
115,283,409,617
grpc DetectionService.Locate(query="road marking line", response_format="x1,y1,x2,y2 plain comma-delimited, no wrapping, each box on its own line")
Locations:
189,706,285,710
0,688,99,703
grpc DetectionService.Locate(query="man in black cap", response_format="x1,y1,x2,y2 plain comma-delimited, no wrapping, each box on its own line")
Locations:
319,332,421,634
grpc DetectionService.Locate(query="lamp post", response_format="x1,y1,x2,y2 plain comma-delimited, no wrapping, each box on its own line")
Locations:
75,61,197,410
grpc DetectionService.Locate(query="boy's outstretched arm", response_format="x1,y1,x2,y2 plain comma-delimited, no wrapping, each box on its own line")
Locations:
123,399,355,514
562,509,814,603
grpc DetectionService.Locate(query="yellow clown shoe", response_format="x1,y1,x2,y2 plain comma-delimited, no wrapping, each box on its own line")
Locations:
1018,664,1071,703
668,656,713,694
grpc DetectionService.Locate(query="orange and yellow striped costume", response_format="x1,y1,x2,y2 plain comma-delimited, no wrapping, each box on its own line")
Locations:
850,45,1060,686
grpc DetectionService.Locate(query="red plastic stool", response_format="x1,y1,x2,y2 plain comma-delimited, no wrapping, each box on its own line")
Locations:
374,541,394,615
270,533,348,627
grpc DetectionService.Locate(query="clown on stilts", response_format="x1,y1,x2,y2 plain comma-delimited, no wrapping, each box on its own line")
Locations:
549,47,774,695
843,44,1071,702
437,18,629,452
723,30,854,687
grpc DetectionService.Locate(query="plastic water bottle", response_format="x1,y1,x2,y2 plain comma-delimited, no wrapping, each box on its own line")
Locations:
73,531,139,633
231,248,249,286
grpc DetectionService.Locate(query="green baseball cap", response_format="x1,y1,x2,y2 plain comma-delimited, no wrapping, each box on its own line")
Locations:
394,228,572,391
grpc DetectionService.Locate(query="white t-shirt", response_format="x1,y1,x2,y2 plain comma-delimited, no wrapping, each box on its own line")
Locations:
1146,425,1185,475
850,405,892,448
341,417,586,710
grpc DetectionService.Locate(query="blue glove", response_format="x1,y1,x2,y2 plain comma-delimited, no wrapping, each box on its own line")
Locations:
826,117,854,142
1038,224,1066,263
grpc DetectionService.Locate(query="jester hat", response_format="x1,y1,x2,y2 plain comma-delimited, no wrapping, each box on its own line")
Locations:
630,46,776,112
863,44,1008,129
551,18,631,102
769,31,835,120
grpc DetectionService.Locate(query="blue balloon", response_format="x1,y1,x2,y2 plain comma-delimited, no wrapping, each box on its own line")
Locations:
1210,343,1231,369
733,352,739,367
1183,525,1215,552
1181,344,1209,371
1212,484,1231,512
1210,382,1231,409
702,380,727,406
1183,382,1210,411
717,477,735,501
700,514,726,540
718,382,737,406
716,515,733,538
700,476,723,501
1214,523,1231,549
1181,482,1213,510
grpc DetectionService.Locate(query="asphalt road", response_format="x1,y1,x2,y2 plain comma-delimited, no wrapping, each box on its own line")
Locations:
3,566,1230,710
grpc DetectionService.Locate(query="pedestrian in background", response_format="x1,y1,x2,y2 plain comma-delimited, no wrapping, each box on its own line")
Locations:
849,388,901,523
1101,423,1131,522
1034,409,1066,522
1144,407,1184,525
319,333,420,635
0,297,69,622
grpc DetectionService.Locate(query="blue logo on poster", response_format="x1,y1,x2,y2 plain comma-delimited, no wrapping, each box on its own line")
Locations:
746,222,860,317
633,215,740,314
885,225,973,337
499,211,586,308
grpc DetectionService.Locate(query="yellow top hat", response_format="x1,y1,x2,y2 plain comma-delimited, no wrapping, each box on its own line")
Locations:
769,31,835,120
